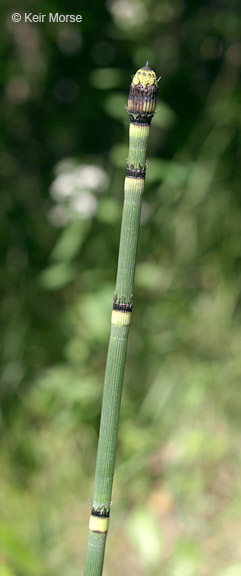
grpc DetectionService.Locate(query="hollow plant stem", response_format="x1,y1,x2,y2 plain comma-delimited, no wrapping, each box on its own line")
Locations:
83,63,159,576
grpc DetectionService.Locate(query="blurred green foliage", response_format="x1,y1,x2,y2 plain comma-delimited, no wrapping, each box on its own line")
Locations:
0,0,241,574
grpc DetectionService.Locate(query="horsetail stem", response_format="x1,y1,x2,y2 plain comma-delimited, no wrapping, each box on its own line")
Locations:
83,63,159,576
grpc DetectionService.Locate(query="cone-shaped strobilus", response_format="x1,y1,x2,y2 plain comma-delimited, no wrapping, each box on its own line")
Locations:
83,64,159,576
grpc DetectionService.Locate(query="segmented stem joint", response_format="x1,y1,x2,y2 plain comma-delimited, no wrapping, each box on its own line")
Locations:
83,62,159,576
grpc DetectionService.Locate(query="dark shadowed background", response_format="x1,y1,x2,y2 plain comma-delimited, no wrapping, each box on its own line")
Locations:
0,1,241,575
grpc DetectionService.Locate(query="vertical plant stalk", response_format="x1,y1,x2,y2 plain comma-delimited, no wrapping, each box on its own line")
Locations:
83,63,159,576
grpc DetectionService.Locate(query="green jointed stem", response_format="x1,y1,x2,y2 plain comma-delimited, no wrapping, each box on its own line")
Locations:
83,63,159,576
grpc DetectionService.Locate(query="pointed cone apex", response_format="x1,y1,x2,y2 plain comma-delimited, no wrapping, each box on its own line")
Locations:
142,61,151,71
127,64,159,116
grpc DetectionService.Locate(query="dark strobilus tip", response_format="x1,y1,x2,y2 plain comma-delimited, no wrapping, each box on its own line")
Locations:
127,62,159,116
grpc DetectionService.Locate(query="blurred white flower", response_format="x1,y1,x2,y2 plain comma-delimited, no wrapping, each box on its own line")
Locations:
50,173,77,200
107,0,147,29
70,190,97,219
49,159,109,226
75,165,109,191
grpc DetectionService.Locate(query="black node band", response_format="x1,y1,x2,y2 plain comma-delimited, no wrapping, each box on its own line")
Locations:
91,507,110,518
128,112,154,125
126,165,146,179
113,294,133,312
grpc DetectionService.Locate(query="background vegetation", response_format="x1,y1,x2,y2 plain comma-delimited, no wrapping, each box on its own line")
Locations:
0,0,241,574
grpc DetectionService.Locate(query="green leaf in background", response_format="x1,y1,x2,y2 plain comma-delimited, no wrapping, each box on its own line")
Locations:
89,68,126,90
79,286,113,342
39,263,77,290
97,198,121,224
103,93,128,122
152,100,176,129
109,143,129,167
50,221,90,263
127,507,162,568
0,525,41,575
0,566,15,576
171,539,202,576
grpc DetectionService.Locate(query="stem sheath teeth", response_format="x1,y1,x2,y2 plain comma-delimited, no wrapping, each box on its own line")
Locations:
91,507,110,518
113,293,133,311
126,165,146,179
